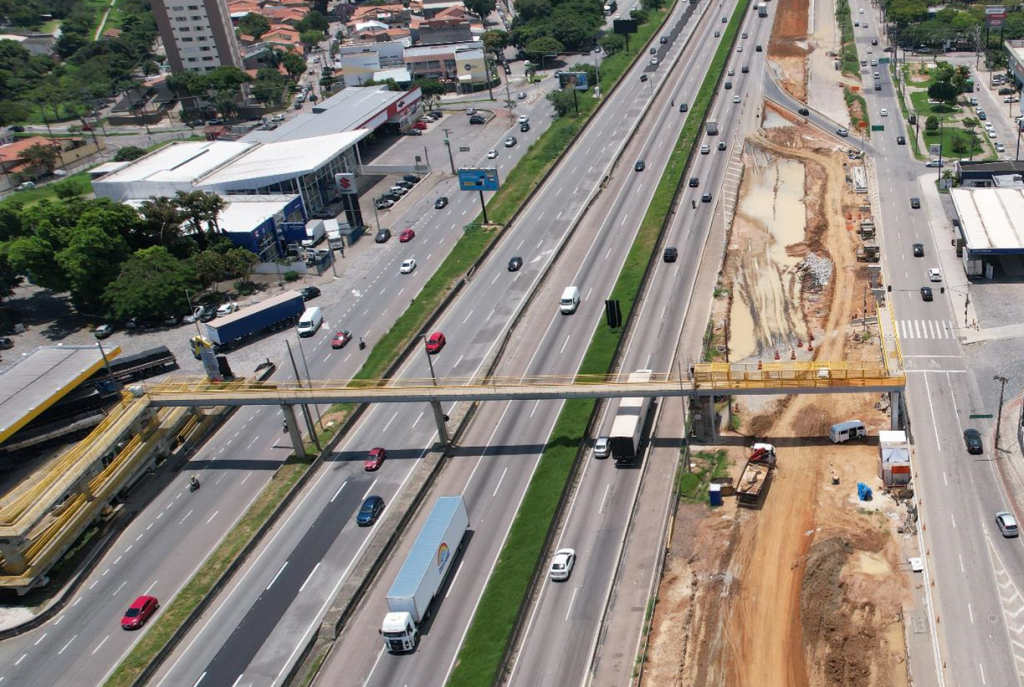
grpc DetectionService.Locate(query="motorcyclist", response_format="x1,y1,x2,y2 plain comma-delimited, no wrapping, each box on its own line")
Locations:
190,475,200,490
692,199,697,209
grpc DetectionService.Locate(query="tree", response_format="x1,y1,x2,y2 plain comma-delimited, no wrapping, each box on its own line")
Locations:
300,30,324,51
238,12,271,40
252,68,288,104
105,246,199,320
464,0,496,18
925,115,939,132
56,224,129,312
414,78,446,109
174,191,227,249
281,51,307,80
482,29,509,54
224,247,259,283
296,10,328,34
516,0,551,22
547,89,576,117
138,197,188,254
21,142,59,175
5,234,70,292
114,146,147,161
928,80,958,103
599,33,625,55
569,62,597,87
0,100,30,126
524,36,564,62
190,248,229,289
54,177,90,200
950,134,969,155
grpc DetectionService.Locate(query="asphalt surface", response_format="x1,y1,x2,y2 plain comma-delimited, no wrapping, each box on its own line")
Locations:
505,3,777,686
0,93,558,687
844,5,1024,687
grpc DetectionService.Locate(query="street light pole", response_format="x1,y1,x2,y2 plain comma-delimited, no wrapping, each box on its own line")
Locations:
441,128,457,174
372,196,381,232
995,374,1009,452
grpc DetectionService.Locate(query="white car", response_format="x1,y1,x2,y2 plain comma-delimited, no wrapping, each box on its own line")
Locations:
517,91,527,99
996,142,1006,152
990,130,998,138
518,114,529,124
594,437,610,458
701,143,710,154
928,268,942,282
650,57,658,66
880,108,888,117
505,136,517,147
401,258,416,274
487,149,498,159
859,6,864,12
216,302,238,317
733,94,740,103
549,548,576,581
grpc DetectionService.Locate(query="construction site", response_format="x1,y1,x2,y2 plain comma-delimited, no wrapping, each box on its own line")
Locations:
640,4,917,680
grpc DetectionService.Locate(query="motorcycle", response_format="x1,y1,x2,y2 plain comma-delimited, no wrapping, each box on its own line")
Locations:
189,477,200,492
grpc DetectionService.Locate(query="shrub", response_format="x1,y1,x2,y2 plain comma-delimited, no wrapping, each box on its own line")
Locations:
283,270,300,281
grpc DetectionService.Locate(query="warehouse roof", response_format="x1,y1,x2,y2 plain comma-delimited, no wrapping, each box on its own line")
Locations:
951,187,1024,254
198,132,369,188
0,345,119,446
98,141,254,185
218,195,299,233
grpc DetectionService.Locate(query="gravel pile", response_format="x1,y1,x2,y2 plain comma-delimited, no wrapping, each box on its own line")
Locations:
800,252,833,289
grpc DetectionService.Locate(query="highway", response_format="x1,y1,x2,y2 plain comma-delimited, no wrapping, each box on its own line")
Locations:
0,92,558,687
505,4,776,687
849,5,1024,686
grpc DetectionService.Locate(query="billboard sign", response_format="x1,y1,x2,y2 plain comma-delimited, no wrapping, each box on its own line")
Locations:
986,6,1006,28
458,168,500,192
559,71,590,91
335,173,358,195
613,18,638,34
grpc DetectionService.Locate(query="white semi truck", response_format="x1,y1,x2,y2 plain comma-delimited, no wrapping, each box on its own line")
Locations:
609,370,654,466
380,496,469,652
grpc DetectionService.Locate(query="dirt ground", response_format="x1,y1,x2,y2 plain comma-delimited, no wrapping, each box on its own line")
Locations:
769,0,810,101
641,112,909,687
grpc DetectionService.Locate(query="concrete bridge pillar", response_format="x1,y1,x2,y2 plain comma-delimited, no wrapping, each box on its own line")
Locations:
430,401,451,446
890,391,904,431
0,542,27,575
281,404,306,458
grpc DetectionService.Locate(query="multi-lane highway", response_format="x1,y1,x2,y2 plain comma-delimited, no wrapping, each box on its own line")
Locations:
0,91,558,687
848,6,1024,686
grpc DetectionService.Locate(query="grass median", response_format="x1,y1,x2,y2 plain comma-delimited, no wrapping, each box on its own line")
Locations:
836,0,861,78
446,1,746,684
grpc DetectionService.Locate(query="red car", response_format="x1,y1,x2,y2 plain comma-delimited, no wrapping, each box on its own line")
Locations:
365,447,386,471
122,595,159,630
81,123,93,131
412,121,428,130
425,331,446,354
332,330,352,349
399,228,416,243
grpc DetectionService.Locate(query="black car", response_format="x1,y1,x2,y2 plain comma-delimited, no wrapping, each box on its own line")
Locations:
964,428,983,454
910,197,921,209
635,159,646,172
0,336,12,350
755,44,763,52
920,286,933,301
187,120,204,128
912,243,924,257
724,81,733,90
300,285,321,301
395,180,414,190
469,115,486,124
375,228,392,243
640,74,649,82
798,107,809,116
405,129,422,136
403,174,421,184
701,191,712,203
897,135,906,145
434,196,449,209
663,247,678,262
196,304,218,322
689,177,699,187
356,495,385,526
508,256,523,271
741,65,750,73
679,102,688,112
520,121,530,132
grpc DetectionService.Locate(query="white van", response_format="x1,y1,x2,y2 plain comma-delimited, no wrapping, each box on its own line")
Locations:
560,286,580,314
297,306,323,336
829,420,866,443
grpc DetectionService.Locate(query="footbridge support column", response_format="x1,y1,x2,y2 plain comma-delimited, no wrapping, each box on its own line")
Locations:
688,396,718,443
281,404,306,458
430,401,451,446
890,391,904,431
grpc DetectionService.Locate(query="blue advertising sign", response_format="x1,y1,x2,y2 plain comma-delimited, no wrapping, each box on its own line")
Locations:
458,168,500,192
558,71,590,91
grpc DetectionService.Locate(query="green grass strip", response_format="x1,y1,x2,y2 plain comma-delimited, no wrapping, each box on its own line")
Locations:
446,1,746,684
835,0,861,78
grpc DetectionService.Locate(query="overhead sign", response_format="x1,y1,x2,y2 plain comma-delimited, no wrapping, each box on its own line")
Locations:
559,71,590,91
335,173,358,195
613,18,638,34
986,6,1006,28
458,168,499,192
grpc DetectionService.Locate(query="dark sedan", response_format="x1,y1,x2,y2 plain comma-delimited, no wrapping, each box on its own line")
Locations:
964,428,983,454
356,495,385,526
508,256,523,271
300,285,321,301
434,196,449,209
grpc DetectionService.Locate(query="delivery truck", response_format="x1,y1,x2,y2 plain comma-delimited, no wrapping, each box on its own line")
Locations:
609,370,654,466
381,496,469,652
757,2,768,16
706,119,719,135
202,290,305,349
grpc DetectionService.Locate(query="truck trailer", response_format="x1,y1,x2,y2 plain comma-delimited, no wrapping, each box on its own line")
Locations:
706,119,719,135
757,2,768,16
609,370,654,466
202,291,305,349
381,496,469,652
736,443,777,505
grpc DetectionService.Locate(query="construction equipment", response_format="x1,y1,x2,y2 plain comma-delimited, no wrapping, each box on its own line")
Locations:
858,219,876,240
856,243,880,262
736,443,777,506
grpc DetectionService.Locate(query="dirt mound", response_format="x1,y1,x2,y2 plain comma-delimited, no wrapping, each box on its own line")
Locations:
769,0,810,99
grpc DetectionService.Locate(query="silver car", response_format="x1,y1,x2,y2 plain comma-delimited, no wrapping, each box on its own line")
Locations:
996,511,1019,537
594,437,610,458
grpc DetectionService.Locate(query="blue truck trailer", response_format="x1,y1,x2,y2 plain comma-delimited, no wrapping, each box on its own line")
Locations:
203,291,305,349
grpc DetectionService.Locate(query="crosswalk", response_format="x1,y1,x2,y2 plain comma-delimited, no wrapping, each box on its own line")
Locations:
898,319,955,340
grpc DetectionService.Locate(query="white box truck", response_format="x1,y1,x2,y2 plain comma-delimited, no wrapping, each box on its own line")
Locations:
301,219,326,247
609,370,654,466
706,119,719,135
381,496,469,652
757,2,768,16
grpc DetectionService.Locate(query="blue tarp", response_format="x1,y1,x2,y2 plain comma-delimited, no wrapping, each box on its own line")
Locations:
857,482,873,501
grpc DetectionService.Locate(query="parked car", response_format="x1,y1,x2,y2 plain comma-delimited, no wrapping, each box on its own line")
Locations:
399,228,416,243
412,121,428,130
0,336,12,350
216,302,238,317
94,323,115,339
375,198,395,210
356,495,385,526
300,285,321,301
375,228,392,243
403,174,421,184
425,331,446,354
469,115,486,124
331,330,352,348
365,447,387,471
122,596,159,630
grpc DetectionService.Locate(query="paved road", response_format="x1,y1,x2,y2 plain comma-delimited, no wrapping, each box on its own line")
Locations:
848,5,1024,687
0,98,558,687
505,4,778,686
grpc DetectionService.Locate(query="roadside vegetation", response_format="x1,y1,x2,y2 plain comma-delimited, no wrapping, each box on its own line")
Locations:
679,450,729,501
448,0,746,683
835,0,860,78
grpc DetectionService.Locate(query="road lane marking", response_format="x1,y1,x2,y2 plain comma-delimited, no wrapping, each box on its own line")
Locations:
33,633,47,646
299,562,321,593
144,580,158,596
922,374,942,450
13,653,26,666
565,586,579,621
968,602,974,623
91,636,109,655
560,335,571,354
382,411,398,433
240,471,252,485
413,411,424,427
599,482,612,514
206,510,219,524
585,287,593,301
463,310,474,324
179,510,193,526
959,554,964,573
266,562,289,590
58,635,76,655
493,467,508,498
950,513,957,528
362,478,379,500
54,613,65,626
330,481,347,503
455,354,464,368
111,582,126,597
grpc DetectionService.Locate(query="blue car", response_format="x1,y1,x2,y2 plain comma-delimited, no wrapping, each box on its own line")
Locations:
357,495,385,526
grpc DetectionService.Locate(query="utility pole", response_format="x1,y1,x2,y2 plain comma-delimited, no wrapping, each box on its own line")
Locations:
442,128,457,174
995,375,1009,452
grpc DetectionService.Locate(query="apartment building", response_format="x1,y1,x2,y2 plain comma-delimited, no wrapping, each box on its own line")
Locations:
151,0,243,72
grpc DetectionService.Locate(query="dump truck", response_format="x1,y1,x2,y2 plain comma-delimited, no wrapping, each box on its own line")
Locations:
202,291,305,349
381,496,469,653
856,243,880,262
736,443,777,505
706,119,719,135
609,369,654,466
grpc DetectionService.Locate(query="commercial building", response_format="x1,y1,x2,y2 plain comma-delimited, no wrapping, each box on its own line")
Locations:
949,187,1024,278
150,0,243,73
1006,40,1024,88
955,160,1024,188
404,42,489,92
339,42,407,86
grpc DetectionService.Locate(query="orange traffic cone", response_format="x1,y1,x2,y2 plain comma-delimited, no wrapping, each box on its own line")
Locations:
758,360,763,370
808,340,814,352
774,349,780,360
797,339,804,348
791,349,796,360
